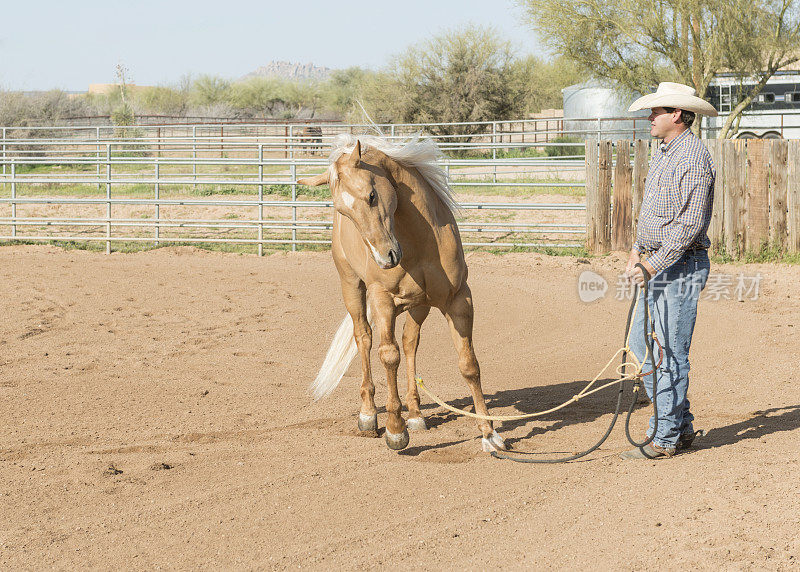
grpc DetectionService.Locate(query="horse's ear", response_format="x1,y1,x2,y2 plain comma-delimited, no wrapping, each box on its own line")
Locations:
349,140,361,167
297,169,330,187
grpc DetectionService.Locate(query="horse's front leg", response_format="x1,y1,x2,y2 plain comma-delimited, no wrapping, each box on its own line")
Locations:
443,285,506,452
403,305,430,430
340,279,377,432
370,287,408,450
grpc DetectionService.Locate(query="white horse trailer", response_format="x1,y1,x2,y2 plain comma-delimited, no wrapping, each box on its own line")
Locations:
704,72,800,139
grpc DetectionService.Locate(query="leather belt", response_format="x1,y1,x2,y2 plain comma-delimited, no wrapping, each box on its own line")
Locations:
640,245,708,259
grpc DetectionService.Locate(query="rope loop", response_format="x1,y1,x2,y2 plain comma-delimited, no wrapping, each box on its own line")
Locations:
414,289,657,423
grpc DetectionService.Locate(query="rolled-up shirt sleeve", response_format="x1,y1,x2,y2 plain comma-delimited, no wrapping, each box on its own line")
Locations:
645,159,714,275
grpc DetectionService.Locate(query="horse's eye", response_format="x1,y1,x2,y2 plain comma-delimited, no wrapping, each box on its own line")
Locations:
369,190,376,206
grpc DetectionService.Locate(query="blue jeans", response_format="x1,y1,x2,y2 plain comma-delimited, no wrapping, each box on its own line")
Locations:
628,250,710,449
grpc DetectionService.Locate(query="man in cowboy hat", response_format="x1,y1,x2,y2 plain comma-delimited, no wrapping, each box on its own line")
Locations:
621,82,718,459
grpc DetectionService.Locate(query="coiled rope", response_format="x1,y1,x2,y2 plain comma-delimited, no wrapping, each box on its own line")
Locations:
415,263,663,463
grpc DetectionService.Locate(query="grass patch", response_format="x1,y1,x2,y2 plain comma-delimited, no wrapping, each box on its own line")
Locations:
0,182,331,199
458,147,548,160
469,244,590,257
456,179,585,197
265,184,330,199
711,243,800,265
0,238,330,255
544,136,584,157
190,186,242,196
12,163,97,174
0,182,155,197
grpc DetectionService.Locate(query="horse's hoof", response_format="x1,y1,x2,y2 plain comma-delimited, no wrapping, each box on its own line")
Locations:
481,430,507,453
406,416,427,431
358,413,378,432
384,428,410,450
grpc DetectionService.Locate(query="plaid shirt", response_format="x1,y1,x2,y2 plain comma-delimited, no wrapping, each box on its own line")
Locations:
634,129,715,275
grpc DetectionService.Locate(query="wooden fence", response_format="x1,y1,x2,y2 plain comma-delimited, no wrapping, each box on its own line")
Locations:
585,139,800,256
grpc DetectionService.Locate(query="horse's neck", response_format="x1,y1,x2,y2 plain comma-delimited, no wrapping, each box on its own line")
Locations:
388,161,450,228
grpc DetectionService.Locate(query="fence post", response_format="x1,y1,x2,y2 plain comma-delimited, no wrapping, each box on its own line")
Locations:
106,144,112,254
2,127,6,177
192,125,197,186
154,162,160,247
745,139,770,252
632,139,649,241
612,140,633,251
585,140,611,253
10,161,16,239
788,140,800,253
258,144,264,257
585,141,597,251
597,140,612,253
96,126,101,191
769,140,788,250
706,139,725,252
291,162,297,252
492,122,497,183
724,139,746,257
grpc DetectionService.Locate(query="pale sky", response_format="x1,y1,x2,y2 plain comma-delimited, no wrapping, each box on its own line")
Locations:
0,0,545,92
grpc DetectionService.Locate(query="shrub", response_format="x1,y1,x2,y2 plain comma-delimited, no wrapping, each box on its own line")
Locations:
545,136,583,157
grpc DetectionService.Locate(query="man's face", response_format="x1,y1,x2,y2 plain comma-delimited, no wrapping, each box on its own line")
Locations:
648,107,679,139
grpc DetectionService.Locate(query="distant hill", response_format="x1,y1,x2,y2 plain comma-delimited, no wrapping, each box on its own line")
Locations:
240,61,332,82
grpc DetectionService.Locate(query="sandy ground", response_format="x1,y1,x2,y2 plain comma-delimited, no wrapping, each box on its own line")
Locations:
1,245,799,570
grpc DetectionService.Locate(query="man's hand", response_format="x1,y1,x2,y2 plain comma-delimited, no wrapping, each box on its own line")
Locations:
625,249,640,276
625,249,656,286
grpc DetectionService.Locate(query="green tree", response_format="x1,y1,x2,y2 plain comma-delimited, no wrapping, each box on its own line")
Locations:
189,75,232,106
228,78,285,118
371,25,528,136
323,67,373,115
346,71,401,124
511,55,582,113
282,80,325,118
135,86,188,115
518,0,800,138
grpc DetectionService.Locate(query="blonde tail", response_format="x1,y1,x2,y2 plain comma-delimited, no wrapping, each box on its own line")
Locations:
310,303,372,401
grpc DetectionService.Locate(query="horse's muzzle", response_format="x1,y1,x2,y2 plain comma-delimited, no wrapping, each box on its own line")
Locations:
386,246,402,268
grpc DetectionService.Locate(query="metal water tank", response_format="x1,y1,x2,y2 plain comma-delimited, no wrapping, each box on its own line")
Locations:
562,81,650,140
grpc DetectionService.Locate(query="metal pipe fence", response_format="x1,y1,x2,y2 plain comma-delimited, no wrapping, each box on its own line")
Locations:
0,124,587,252
0,116,639,155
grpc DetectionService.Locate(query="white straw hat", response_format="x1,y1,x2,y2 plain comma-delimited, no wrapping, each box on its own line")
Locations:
628,82,718,116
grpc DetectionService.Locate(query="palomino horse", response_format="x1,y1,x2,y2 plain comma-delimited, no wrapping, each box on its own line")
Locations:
298,134,506,453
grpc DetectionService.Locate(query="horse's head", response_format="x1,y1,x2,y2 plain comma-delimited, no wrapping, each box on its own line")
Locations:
298,140,402,269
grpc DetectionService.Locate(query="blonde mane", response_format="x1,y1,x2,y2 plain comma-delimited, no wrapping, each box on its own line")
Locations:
328,133,462,216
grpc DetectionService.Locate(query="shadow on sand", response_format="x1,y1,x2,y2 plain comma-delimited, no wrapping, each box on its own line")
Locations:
395,377,800,457
398,377,646,456
693,405,800,451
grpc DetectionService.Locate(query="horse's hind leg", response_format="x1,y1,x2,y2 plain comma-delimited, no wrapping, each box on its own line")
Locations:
341,279,376,432
403,305,430,430
443,285,506,452
371,288,408,450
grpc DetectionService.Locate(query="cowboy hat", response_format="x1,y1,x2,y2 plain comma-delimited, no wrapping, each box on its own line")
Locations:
628,82,718,116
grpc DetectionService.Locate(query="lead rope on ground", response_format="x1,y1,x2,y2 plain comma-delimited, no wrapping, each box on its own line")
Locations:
414,263,662,463
415,284,649,422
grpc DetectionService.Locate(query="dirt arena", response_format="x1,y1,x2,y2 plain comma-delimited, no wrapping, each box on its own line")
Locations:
1,245,799,570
